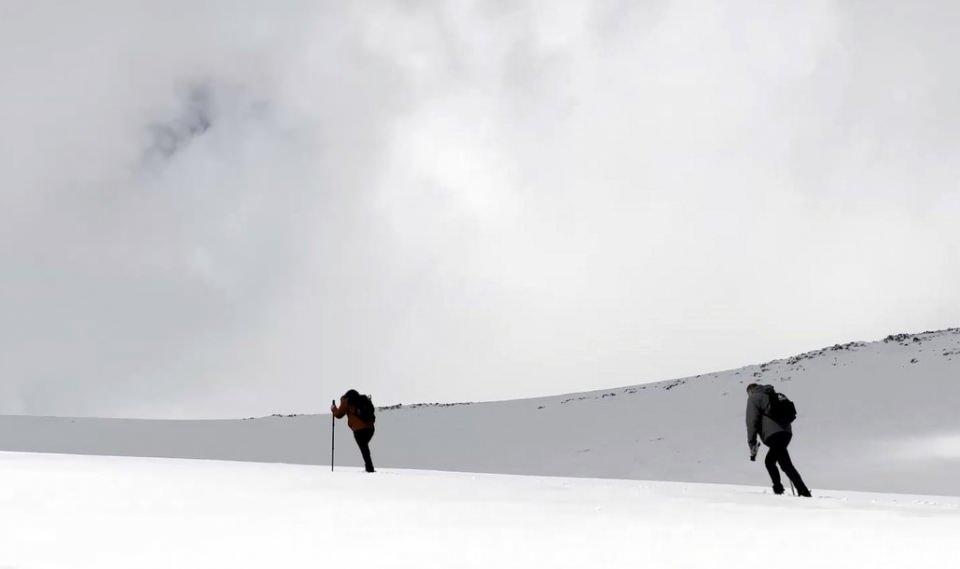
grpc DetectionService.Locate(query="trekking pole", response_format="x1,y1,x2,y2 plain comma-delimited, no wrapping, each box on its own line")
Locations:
789,480,796,496
331,399,336,472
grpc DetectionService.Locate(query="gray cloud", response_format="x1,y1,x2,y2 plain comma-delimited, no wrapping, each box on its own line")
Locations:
2,1,959,418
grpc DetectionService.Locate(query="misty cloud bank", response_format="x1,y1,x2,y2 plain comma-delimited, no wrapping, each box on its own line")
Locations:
2,1,959,418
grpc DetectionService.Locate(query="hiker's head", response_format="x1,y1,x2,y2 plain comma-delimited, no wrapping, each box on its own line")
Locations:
746,383,761,394
343,389,361,405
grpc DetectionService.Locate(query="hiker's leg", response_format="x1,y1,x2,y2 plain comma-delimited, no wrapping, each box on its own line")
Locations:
354,428,375,472
764,445,783,490
775,443,810,496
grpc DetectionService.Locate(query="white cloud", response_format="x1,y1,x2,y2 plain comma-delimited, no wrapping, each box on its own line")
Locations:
2,1,959,418
887,433,960,461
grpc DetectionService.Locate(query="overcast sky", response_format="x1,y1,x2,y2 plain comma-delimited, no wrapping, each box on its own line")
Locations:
2,0,959,419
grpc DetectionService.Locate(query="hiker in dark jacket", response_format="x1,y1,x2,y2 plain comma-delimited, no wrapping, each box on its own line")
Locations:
331,389,376,473
746,383,811,497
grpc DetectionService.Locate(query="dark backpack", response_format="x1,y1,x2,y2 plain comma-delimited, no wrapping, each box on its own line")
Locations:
769,391,797,424
354,394,376,424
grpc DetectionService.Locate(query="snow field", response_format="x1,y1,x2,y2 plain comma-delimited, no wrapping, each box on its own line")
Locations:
4,329,960,496
1,451,957,568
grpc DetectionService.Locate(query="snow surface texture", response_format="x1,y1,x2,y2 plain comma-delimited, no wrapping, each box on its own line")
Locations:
0,452,957,569
2,329,960,495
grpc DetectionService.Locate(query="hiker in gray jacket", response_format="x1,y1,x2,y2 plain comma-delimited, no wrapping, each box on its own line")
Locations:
746,383,811,497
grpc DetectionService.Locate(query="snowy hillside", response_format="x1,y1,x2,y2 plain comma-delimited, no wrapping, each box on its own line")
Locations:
1,452,957,568
2,328,959,495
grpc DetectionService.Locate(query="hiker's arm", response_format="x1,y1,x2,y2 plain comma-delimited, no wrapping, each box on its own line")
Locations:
331,397,348,419
745,396,761,448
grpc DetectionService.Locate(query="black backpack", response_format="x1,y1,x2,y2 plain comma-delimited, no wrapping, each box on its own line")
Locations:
769,391,797,425
354,394,376,424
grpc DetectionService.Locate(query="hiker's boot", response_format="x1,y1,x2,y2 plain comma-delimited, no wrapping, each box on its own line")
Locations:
772,483,785,495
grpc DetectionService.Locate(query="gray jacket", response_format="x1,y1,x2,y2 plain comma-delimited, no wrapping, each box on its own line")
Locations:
746,385,791,447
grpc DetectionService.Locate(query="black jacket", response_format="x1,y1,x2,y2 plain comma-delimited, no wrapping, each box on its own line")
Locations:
746,385,791,447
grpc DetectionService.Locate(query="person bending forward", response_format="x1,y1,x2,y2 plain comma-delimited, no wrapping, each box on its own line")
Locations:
745,383,811,497
331,389,376,473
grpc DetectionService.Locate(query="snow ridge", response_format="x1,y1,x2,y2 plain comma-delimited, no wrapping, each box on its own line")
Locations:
2,327,959,495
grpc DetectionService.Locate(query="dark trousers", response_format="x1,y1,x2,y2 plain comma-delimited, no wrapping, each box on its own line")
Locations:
353,427,375,472
764,432,809,495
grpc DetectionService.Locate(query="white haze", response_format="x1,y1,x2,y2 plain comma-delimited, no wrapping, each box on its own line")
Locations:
1,0,959,418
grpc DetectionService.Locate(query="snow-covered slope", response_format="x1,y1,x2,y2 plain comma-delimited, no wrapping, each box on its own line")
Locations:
1,452,957,569
2,328,959,495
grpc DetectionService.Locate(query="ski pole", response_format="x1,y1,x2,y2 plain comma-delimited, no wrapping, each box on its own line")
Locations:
331,399,336,472
789,480,795,496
